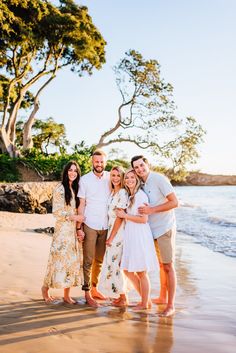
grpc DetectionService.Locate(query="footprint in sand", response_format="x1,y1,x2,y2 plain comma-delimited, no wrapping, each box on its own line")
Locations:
48,327,60,335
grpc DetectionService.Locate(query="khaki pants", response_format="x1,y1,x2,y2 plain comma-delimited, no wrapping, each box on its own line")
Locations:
82,224,107,291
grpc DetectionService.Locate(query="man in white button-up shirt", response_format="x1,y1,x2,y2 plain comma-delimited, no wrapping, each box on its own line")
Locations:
77,150,110,307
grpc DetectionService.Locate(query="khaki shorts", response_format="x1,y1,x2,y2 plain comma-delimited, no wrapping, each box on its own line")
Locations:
154,228,176,264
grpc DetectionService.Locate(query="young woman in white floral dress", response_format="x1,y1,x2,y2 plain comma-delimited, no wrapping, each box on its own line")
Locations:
98,166,128,306
116,169,158,310
41,161,84,304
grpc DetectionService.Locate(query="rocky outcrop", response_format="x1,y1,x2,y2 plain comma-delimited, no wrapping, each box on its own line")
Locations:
0,182,58,213
184,173,236,186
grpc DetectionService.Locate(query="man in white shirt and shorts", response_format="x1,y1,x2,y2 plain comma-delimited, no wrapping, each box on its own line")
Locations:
77,150,110,307
131,155,179,317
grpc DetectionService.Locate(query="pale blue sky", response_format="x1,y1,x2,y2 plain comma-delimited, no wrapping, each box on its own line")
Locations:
37,0,236,175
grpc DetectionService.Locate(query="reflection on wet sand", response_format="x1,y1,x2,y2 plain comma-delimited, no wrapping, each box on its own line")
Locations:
0,300,174,353
104,306,174,353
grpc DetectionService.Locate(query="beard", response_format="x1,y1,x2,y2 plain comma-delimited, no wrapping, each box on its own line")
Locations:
93,166,104,174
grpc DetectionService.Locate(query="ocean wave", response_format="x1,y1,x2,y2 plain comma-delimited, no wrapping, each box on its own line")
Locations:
177,228,236,258
179,201,198,208
206,217,236,227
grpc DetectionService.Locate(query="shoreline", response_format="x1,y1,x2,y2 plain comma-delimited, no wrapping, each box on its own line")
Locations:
0,211,235,353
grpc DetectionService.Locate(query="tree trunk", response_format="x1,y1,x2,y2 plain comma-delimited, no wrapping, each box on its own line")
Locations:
22,74,56,150
0,127,20,157
23,100,40,150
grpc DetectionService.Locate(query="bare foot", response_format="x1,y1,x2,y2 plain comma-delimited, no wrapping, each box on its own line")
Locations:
132,304,149,311
64,297,76,304
85,291,100,307
152,297,167,305
112,297,121,304
91,287,106,300
41,286,55,303
137,300,152,309
159,306,175,317
113,299,128,307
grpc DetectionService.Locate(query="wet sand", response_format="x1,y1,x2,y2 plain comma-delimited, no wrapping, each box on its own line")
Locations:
0,211,235,353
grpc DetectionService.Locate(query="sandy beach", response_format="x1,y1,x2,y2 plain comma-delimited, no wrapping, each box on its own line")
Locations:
0,211,235,353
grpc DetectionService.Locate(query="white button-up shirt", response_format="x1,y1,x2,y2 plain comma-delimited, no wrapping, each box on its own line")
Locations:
78,171,110,230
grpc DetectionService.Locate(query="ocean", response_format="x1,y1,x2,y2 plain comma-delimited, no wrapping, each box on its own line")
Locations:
175,185,236,258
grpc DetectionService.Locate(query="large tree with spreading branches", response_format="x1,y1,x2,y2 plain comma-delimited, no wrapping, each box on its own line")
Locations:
0,0,106,156
96,50,205,171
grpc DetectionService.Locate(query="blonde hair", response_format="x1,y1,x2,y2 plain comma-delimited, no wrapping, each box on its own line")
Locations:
124,168,141,207
92,149,107,158
109,166,125,191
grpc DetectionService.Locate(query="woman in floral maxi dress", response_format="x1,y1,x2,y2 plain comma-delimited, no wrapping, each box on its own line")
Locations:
41,161,84,304
98,166,128,306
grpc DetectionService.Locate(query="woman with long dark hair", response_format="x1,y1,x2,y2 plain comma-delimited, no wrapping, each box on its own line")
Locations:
41,161,84,304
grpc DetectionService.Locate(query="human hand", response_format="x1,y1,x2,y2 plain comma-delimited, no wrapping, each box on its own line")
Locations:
115,208,126,219
138,203,152,215
106,238,112,247
76,229,85,242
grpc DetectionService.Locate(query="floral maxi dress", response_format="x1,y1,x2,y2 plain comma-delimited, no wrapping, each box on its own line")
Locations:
43,184,80,288
98,188,128,298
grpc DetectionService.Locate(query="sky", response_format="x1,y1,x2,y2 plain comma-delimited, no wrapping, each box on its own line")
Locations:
37,0,236,175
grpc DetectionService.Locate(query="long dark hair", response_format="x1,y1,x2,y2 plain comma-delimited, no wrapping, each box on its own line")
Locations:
62,161,81,208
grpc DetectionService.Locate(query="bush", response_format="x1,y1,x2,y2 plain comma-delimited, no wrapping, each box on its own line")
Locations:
0,154,20,182
20,149,93,179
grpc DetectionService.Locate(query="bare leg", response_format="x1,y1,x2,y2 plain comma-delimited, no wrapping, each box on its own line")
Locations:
124,270,141,296
64,287,76,304
134,272,151,310
41,285,54,303
152,263,168,304
159,263,176,317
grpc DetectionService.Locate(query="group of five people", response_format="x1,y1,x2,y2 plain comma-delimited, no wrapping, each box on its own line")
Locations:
41,150,178,317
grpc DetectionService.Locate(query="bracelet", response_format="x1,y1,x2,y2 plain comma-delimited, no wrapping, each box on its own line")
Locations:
76,227,81,231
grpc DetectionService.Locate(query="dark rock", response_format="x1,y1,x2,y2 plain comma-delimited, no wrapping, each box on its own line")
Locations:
0,182,58,213
34,227,54,234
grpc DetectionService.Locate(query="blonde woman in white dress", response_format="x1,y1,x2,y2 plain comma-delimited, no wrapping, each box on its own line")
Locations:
98,166,128,307
116,169,158,310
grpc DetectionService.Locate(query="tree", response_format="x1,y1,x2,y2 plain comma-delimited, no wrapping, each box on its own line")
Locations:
96,50,205,170
0,0,106,156
16,117,69,154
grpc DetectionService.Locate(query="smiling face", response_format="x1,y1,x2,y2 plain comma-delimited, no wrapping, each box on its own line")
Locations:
92,155,106,175
132,158,150,181
110,169,122,189
124,170,137,192
68,164,78,183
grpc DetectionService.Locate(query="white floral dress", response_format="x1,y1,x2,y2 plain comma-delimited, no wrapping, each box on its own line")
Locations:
43,184,80,288
98,188,128,298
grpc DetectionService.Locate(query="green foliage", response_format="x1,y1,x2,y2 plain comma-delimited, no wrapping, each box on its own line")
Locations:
16,117,70,154
106,159,130,171
151,164,189,183
98,50,205,172
0,0,106,155
0,154,20,182
19,149,92,179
